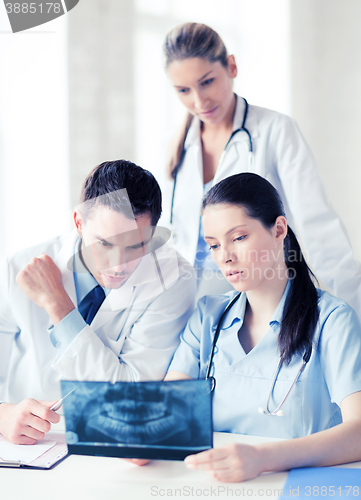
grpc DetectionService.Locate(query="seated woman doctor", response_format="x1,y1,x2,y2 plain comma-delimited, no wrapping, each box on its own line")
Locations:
165,172,361,483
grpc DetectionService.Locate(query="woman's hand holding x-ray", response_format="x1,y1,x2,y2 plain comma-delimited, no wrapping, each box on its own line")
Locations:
184,443,264,482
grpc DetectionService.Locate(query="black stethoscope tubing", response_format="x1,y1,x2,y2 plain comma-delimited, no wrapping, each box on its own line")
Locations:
205,292,313,416
205,292,242,390
170,96,253,226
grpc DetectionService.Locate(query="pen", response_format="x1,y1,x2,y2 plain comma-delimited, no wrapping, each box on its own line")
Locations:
50,387,76,411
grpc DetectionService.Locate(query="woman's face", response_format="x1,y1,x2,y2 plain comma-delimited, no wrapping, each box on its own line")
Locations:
166,56,237,126
202,204,288,293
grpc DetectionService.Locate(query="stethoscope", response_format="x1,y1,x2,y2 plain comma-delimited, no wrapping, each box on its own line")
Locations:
169,96,254,229
204,292,313,417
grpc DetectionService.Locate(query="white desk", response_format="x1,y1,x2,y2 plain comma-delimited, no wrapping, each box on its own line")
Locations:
2,421,361,500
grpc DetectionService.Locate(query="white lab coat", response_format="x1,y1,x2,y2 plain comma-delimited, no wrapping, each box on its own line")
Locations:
160,96,361,315
0,231,196,404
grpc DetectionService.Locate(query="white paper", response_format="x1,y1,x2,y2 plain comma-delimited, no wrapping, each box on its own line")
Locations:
0,440,56,464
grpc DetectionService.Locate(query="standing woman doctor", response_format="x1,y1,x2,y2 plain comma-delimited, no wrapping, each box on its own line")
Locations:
160,22,361,313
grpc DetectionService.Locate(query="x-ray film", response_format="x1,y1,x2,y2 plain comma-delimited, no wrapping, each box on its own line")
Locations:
61,379,213,460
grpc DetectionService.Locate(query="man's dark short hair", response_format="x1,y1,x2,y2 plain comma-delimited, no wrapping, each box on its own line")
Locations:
80,160,162,226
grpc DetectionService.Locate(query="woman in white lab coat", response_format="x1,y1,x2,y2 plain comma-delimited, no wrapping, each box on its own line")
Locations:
160,22,361,313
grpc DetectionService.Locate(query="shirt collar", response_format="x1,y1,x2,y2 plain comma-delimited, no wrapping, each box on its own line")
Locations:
72,239,114,305
269,280,292,326
221,291,247,330
221,280,291,330
73,239,99,304
72,235,169,308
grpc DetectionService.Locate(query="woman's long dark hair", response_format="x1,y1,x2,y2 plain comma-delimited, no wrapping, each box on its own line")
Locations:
202,173,319,364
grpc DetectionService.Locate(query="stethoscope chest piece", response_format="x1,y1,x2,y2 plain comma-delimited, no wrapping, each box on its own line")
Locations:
258,346,312,417
258,407,285,417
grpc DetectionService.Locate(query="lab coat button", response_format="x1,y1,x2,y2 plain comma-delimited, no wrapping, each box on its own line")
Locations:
55,342,62,349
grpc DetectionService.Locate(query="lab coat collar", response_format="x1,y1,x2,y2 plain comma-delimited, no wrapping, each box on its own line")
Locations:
94,254,158,323
106,249,158,293
46,229,177,333
72,237,99,304
53,229,158,313
184,115,202,150
54,231,107,307
183,94,260,152
232,94,260,141
53,230,78,305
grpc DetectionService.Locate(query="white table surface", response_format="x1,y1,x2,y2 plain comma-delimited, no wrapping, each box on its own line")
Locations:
1,419,360,500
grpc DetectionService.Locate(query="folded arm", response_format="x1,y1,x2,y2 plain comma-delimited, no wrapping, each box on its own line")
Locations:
16,253,75,324
52,264,196,382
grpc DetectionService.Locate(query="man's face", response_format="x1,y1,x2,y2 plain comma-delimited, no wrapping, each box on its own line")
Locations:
74,205,153,289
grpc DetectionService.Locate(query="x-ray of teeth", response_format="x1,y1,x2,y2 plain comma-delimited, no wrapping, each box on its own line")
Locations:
61,380,213,461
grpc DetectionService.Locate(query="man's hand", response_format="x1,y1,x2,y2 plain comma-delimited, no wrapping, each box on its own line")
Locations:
184,443,264,482
16,253,75,325
0,399,61,445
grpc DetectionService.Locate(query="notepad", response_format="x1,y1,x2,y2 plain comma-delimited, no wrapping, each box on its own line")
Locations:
0,440,56,463
281,467,361,499
0,432,68,469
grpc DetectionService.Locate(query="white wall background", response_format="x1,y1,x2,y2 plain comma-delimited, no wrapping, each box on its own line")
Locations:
0,0,360,265
290,0,361,261
0,8,70,256
134,0,290,180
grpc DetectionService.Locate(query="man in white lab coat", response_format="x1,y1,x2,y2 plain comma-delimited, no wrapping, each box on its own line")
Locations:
0,160,196,444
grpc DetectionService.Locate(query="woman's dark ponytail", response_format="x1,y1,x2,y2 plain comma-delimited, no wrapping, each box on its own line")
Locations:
279,226,319,364
202,173,319,364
